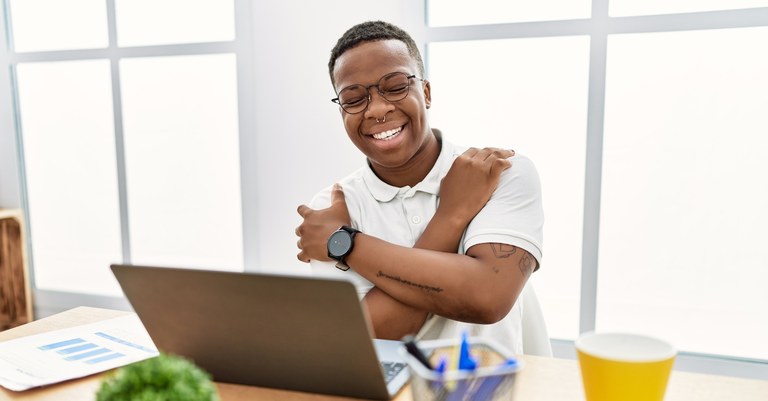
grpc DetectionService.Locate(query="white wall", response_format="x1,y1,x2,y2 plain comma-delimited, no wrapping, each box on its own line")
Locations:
245,1,425,274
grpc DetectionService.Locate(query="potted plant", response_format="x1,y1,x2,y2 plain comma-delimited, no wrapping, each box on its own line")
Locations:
96,353,219,401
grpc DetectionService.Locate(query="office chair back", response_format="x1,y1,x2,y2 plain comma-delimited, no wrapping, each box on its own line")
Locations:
521,283,553,357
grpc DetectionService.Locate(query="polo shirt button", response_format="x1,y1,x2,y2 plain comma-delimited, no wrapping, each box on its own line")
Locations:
411,215,422,224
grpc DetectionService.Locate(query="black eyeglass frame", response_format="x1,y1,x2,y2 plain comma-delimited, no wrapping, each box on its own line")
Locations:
331,72,423,114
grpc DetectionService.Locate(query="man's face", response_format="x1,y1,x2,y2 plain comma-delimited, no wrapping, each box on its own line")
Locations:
332,40,432,176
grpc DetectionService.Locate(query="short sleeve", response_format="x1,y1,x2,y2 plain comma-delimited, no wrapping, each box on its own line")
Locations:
461,154,544,266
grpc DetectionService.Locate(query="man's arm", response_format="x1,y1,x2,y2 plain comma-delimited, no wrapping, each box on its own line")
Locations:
297,148,540,335
349,235,536,324
361,147,514,339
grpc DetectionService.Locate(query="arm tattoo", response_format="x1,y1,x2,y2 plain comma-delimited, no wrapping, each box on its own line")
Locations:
377,270,443,293
518,253,535,278
490,243,517,259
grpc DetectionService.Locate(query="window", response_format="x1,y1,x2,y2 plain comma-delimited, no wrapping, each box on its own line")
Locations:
115,0,234,46
428,0,590,26
120,54,242,272
17,60,122,295
9,0,108,52
610,0,768,17
599,26,768,360
428,36,590,340
6,0,243,298
427,0,768,375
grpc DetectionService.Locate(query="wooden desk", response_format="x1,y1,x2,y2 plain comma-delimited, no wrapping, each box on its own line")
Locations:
1,307,766,401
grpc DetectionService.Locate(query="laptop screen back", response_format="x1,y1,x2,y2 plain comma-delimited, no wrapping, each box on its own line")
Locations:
111,264,401,400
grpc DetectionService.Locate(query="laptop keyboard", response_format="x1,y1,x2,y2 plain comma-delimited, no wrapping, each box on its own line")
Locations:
381,361,407,383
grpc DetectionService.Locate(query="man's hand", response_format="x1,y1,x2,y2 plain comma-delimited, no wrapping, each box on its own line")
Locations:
296,183,351,263
418,147,514,253
438,147,514,223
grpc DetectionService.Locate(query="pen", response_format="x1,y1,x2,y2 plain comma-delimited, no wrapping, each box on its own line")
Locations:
445,332,477,401
458,331,477,370
402,335,434,370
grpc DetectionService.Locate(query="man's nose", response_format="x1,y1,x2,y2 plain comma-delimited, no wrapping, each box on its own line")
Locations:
366,89,393,117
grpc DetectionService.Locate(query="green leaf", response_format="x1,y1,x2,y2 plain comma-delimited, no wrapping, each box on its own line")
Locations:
96,353,219,401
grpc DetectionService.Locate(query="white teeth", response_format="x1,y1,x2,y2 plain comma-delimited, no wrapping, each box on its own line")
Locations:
372,126,402,140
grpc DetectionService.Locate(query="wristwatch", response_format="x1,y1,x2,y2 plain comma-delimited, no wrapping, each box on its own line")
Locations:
327,225,361,271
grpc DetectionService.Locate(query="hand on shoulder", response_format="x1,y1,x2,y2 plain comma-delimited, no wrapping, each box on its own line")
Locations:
438,147,515,222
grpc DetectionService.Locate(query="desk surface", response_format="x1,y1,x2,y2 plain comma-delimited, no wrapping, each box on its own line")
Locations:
1,307,766,401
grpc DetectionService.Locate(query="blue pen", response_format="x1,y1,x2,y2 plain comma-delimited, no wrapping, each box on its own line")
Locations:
445,332,478,401
458,331,477,370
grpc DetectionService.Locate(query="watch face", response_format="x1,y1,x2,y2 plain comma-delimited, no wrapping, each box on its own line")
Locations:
328,230,352,257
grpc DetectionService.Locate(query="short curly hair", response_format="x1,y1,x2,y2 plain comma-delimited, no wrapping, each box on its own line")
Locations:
328,20,425,87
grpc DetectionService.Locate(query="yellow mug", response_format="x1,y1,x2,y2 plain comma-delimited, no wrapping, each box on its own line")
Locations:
576,332,676,401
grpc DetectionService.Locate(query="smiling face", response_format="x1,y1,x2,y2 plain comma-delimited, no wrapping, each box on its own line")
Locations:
332,39,439,187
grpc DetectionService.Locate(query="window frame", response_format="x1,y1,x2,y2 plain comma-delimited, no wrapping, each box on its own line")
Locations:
1,0,258,316
424,0,768,379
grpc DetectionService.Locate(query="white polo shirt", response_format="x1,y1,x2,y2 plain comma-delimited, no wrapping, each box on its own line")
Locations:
309,133,544,354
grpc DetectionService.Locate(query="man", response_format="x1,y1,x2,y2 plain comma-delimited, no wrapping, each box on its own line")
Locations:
295,21,543,354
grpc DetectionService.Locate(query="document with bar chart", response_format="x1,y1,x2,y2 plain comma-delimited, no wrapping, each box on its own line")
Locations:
0,314,158,391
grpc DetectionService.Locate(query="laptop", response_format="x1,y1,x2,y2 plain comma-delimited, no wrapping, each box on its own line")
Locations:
110,264,410,400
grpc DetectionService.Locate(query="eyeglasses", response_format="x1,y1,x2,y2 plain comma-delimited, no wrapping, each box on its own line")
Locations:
332,72,422,114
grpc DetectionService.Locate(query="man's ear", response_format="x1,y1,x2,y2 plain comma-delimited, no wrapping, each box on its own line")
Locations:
423,80,432,109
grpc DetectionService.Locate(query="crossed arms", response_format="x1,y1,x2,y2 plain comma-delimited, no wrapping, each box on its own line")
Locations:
296,148,539,340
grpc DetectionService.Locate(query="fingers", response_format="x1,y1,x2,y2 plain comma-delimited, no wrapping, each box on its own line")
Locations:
296,251,310,263
330,183,347,206
476,147,514,162
296,231,308,262
460,147,514,162
295,184,347,265
490,157,513,176
458,147,514,176
295,228,310,263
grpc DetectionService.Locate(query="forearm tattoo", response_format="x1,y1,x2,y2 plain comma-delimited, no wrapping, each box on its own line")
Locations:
377,270,443,293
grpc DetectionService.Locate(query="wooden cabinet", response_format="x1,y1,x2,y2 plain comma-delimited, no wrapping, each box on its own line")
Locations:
0,209,32,330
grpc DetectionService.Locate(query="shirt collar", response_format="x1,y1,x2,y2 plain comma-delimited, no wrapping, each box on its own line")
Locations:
362,130,454,202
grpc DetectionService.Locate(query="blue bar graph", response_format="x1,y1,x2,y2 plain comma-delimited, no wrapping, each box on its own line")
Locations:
85,353,125,364
57,343,98,355
38,336,131,365
64,348,112,361
38,338,86,350
95,332,156,354
36,328,156,367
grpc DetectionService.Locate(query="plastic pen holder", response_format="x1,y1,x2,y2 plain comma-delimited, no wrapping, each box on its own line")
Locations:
400,337,522,401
